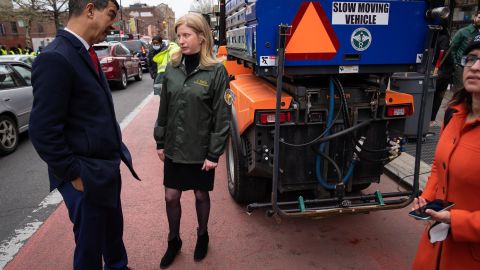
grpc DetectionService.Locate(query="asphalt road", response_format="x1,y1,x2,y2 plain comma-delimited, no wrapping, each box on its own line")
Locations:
0,75,154,244
4,97,425,270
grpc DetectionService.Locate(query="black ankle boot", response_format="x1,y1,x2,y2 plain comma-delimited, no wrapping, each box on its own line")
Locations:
194,231,209,261
160,236,182,269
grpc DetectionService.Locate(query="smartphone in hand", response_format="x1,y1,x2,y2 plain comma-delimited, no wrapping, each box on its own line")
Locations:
409,199,455,220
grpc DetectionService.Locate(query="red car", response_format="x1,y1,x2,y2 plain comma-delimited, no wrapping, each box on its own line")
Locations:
93,42,143,89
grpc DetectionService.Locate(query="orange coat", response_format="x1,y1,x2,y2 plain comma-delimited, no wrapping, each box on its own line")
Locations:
412,103,480,269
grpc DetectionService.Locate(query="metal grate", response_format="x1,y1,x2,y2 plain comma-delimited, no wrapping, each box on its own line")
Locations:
403,125,441,165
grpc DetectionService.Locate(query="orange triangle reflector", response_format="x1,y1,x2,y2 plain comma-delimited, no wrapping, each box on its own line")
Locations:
286,2,340,61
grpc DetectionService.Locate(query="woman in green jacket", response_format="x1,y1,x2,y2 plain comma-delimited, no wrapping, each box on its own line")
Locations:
153,13,230,268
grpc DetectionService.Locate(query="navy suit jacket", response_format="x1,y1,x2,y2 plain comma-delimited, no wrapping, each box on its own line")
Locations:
29,30,139,208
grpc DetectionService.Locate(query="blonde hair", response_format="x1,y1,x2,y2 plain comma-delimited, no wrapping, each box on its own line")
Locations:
171,13,220,67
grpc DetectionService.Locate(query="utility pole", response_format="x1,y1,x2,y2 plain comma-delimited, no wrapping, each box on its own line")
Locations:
119,0,124,32
219,0,225,45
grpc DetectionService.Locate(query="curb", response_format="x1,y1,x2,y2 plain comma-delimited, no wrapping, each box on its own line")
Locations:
384,152,432,191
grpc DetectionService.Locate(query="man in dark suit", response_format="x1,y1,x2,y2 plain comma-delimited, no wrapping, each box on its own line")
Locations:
29,1,139,269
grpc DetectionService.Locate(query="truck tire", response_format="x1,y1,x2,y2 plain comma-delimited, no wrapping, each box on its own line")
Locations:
226,133,267,203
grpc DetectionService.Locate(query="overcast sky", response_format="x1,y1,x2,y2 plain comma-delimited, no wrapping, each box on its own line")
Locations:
120,0,195,19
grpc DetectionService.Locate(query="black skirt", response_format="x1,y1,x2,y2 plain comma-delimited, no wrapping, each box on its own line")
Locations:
163,157,215,191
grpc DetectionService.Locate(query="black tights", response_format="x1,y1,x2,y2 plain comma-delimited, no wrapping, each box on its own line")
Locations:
164,188,210,240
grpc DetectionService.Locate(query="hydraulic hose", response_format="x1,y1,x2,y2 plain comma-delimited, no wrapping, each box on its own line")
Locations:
312,145,358,189
332,77,361,174
311,146,342,189
281,119,372,146
315,79,336,189
315,78,357,190
333,77,357,184
334,77,392,155
333,77,352,128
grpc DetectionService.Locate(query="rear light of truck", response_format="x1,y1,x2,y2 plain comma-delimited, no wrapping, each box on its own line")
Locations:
259,112,291,124
386,104,412,117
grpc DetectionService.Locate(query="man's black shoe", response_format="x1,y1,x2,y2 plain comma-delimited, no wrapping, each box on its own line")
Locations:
194,232,209,261
160,236,182,269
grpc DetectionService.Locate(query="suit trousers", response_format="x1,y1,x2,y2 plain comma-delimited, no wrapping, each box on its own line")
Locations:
58,179,128,270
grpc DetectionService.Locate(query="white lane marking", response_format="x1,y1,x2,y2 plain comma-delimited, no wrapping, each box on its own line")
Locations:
120,92,154,130
0,92,154,270
0,191,62,269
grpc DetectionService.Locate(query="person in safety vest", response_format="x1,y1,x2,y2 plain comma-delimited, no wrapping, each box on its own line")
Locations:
148,35,163,80
24,46,33,54
0,46,7,55
16,44,24,55
147,35,179,95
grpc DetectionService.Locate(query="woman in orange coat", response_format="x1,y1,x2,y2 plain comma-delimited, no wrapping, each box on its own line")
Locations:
411,35,480,269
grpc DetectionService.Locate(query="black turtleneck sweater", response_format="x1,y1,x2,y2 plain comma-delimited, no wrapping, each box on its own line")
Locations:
184,53,200,75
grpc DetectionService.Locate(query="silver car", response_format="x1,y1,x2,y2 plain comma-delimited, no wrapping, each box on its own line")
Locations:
0,60,33,155
0,55,36,66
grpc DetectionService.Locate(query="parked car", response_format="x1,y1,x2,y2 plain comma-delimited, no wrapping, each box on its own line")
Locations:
93,42,143,89
140,35,152,45
0,60,33,155
120,40,149,72
0,55,36,66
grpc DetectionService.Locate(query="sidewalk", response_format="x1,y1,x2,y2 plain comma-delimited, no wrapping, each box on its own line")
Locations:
385,89,453,190
3,95,425,270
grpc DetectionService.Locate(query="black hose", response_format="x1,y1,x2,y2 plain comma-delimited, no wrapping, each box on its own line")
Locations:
333,77,394,155
332,77,352,128
310,145,343,185
352,147,392,163
281,119,373,146
280,101,344,147
357,144,391,153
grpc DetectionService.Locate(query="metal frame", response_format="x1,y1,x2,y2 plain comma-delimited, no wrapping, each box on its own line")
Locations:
245,23,434,218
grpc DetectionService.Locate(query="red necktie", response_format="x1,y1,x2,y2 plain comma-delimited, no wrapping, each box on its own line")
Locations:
88,47,99,75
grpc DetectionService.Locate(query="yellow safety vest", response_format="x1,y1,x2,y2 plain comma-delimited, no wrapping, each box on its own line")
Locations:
0,49,6,55
152,42,180,74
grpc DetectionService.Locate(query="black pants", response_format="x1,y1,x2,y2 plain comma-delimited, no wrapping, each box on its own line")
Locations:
431,77,450,122
58,181,127,270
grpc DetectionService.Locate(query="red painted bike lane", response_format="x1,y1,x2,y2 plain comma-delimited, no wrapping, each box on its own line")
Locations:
5,97,426,270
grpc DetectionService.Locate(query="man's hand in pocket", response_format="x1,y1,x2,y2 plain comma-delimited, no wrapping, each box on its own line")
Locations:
71,177,84,192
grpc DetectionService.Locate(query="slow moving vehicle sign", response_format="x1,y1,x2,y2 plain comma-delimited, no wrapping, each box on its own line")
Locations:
285,2,340,60
332,2,390,25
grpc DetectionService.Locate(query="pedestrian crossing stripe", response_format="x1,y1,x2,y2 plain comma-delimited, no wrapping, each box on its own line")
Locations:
286,2,340,61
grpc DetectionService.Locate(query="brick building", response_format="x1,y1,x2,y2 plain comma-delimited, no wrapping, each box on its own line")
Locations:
122,3,175,39
0,0,68,51
157,3,176,41
0,2,176,51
